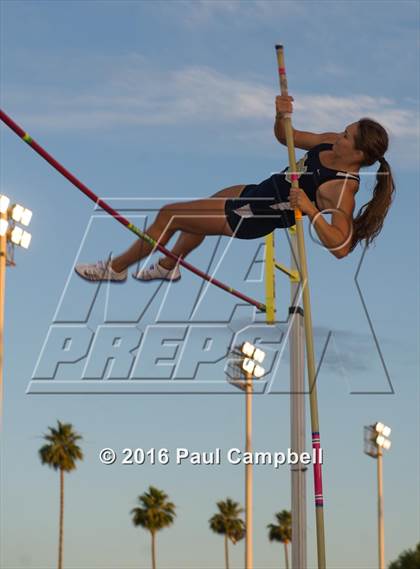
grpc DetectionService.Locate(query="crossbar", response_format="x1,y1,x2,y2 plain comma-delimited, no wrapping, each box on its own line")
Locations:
0,109,266,312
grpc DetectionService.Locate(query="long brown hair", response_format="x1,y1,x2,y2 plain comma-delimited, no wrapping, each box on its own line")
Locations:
350,118,396,252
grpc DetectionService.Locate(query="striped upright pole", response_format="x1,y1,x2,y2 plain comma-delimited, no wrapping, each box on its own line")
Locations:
0,109,266,312
275,45,326,569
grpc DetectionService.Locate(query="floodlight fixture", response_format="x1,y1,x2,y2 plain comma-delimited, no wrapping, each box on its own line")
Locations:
375,422,391,438
11,204,32,226
241,342,255,358
11,204,24,222
242,358,255,375
376,435,385,447
253,364,265,379
253,348,265,364
0,219,8,237
364,422,392,459
364,421,392,569
20,231,32,249
375,422,385,434
240,341,266,363
10,226,24,245
21,209,33,226
0,195,10,214
228,340,262,568
375,436,389,450
9,226,32,249
382,426,391,438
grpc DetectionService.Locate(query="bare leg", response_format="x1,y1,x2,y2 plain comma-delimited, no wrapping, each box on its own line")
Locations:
158,232,205,271
111,185,245,273
158,185,246,271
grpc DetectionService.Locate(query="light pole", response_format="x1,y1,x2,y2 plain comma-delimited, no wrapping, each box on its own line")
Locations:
364,422,392,569
0,194,32,428
226,341,265,569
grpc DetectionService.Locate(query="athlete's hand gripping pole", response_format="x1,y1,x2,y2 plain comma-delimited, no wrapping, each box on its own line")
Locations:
275,45,327,569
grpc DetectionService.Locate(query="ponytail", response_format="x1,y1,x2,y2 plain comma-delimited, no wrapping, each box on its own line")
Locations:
350,119,396,252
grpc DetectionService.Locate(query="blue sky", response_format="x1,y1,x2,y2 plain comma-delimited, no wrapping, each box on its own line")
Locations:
1,1,419,568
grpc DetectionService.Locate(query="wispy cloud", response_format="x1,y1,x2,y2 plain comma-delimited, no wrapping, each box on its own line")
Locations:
3,56,417,168
320,62,348,77
294,94,419,138
7,58,417,141
160,0,305,27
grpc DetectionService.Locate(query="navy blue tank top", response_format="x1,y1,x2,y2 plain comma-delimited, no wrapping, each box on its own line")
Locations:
277,142,359,204
233,143,360,226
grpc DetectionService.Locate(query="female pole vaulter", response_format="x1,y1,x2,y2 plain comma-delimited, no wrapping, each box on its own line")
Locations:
75,95,395,282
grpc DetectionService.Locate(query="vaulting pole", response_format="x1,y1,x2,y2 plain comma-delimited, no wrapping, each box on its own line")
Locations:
289,225,307,569
0,109,266,312
275,45,326,569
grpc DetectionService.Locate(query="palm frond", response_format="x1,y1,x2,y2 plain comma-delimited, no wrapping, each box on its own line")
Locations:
267,510,292,543
209,498,245,543
131,486,176,533
38,421,83,472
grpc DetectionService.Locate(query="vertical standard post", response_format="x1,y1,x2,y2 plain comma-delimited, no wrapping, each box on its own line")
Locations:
0,211,7,430
275,45,326,569
265,233,276,324
377,449,385,569
289,225,307,569
245,372,253,569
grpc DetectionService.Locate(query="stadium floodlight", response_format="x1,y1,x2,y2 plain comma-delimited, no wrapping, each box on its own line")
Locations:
365,422,392,457
8,225,32,250
11,204,24,223
375,422,385,434
253,348,265,364
241,341,266,363
0,195,33,256
20,231,32,249
0,195,10,214
10,226,24,246
375,423,391,442
382,426,391,438
375,422,391,438
241,359,265,379
241,341,255,358
21,208,33,226
376,435,385,447
1,193,33,434
0,219,8,237
364,422,392,569
242,358,255,375
382,439,391,451
226,340,267,569
11,204,32,226
253,364,265,379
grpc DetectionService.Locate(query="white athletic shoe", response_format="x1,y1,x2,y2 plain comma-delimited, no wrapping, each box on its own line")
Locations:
75,260,127,282
133,259,181,282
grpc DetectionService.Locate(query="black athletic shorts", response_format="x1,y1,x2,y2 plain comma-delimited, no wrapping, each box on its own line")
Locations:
224,183,295,240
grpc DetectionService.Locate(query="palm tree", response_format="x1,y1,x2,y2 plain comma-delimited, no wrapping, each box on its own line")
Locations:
131,485,176,569
38,420,83,569
389,542,420,569
267,510,292,569
209,498,245,569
